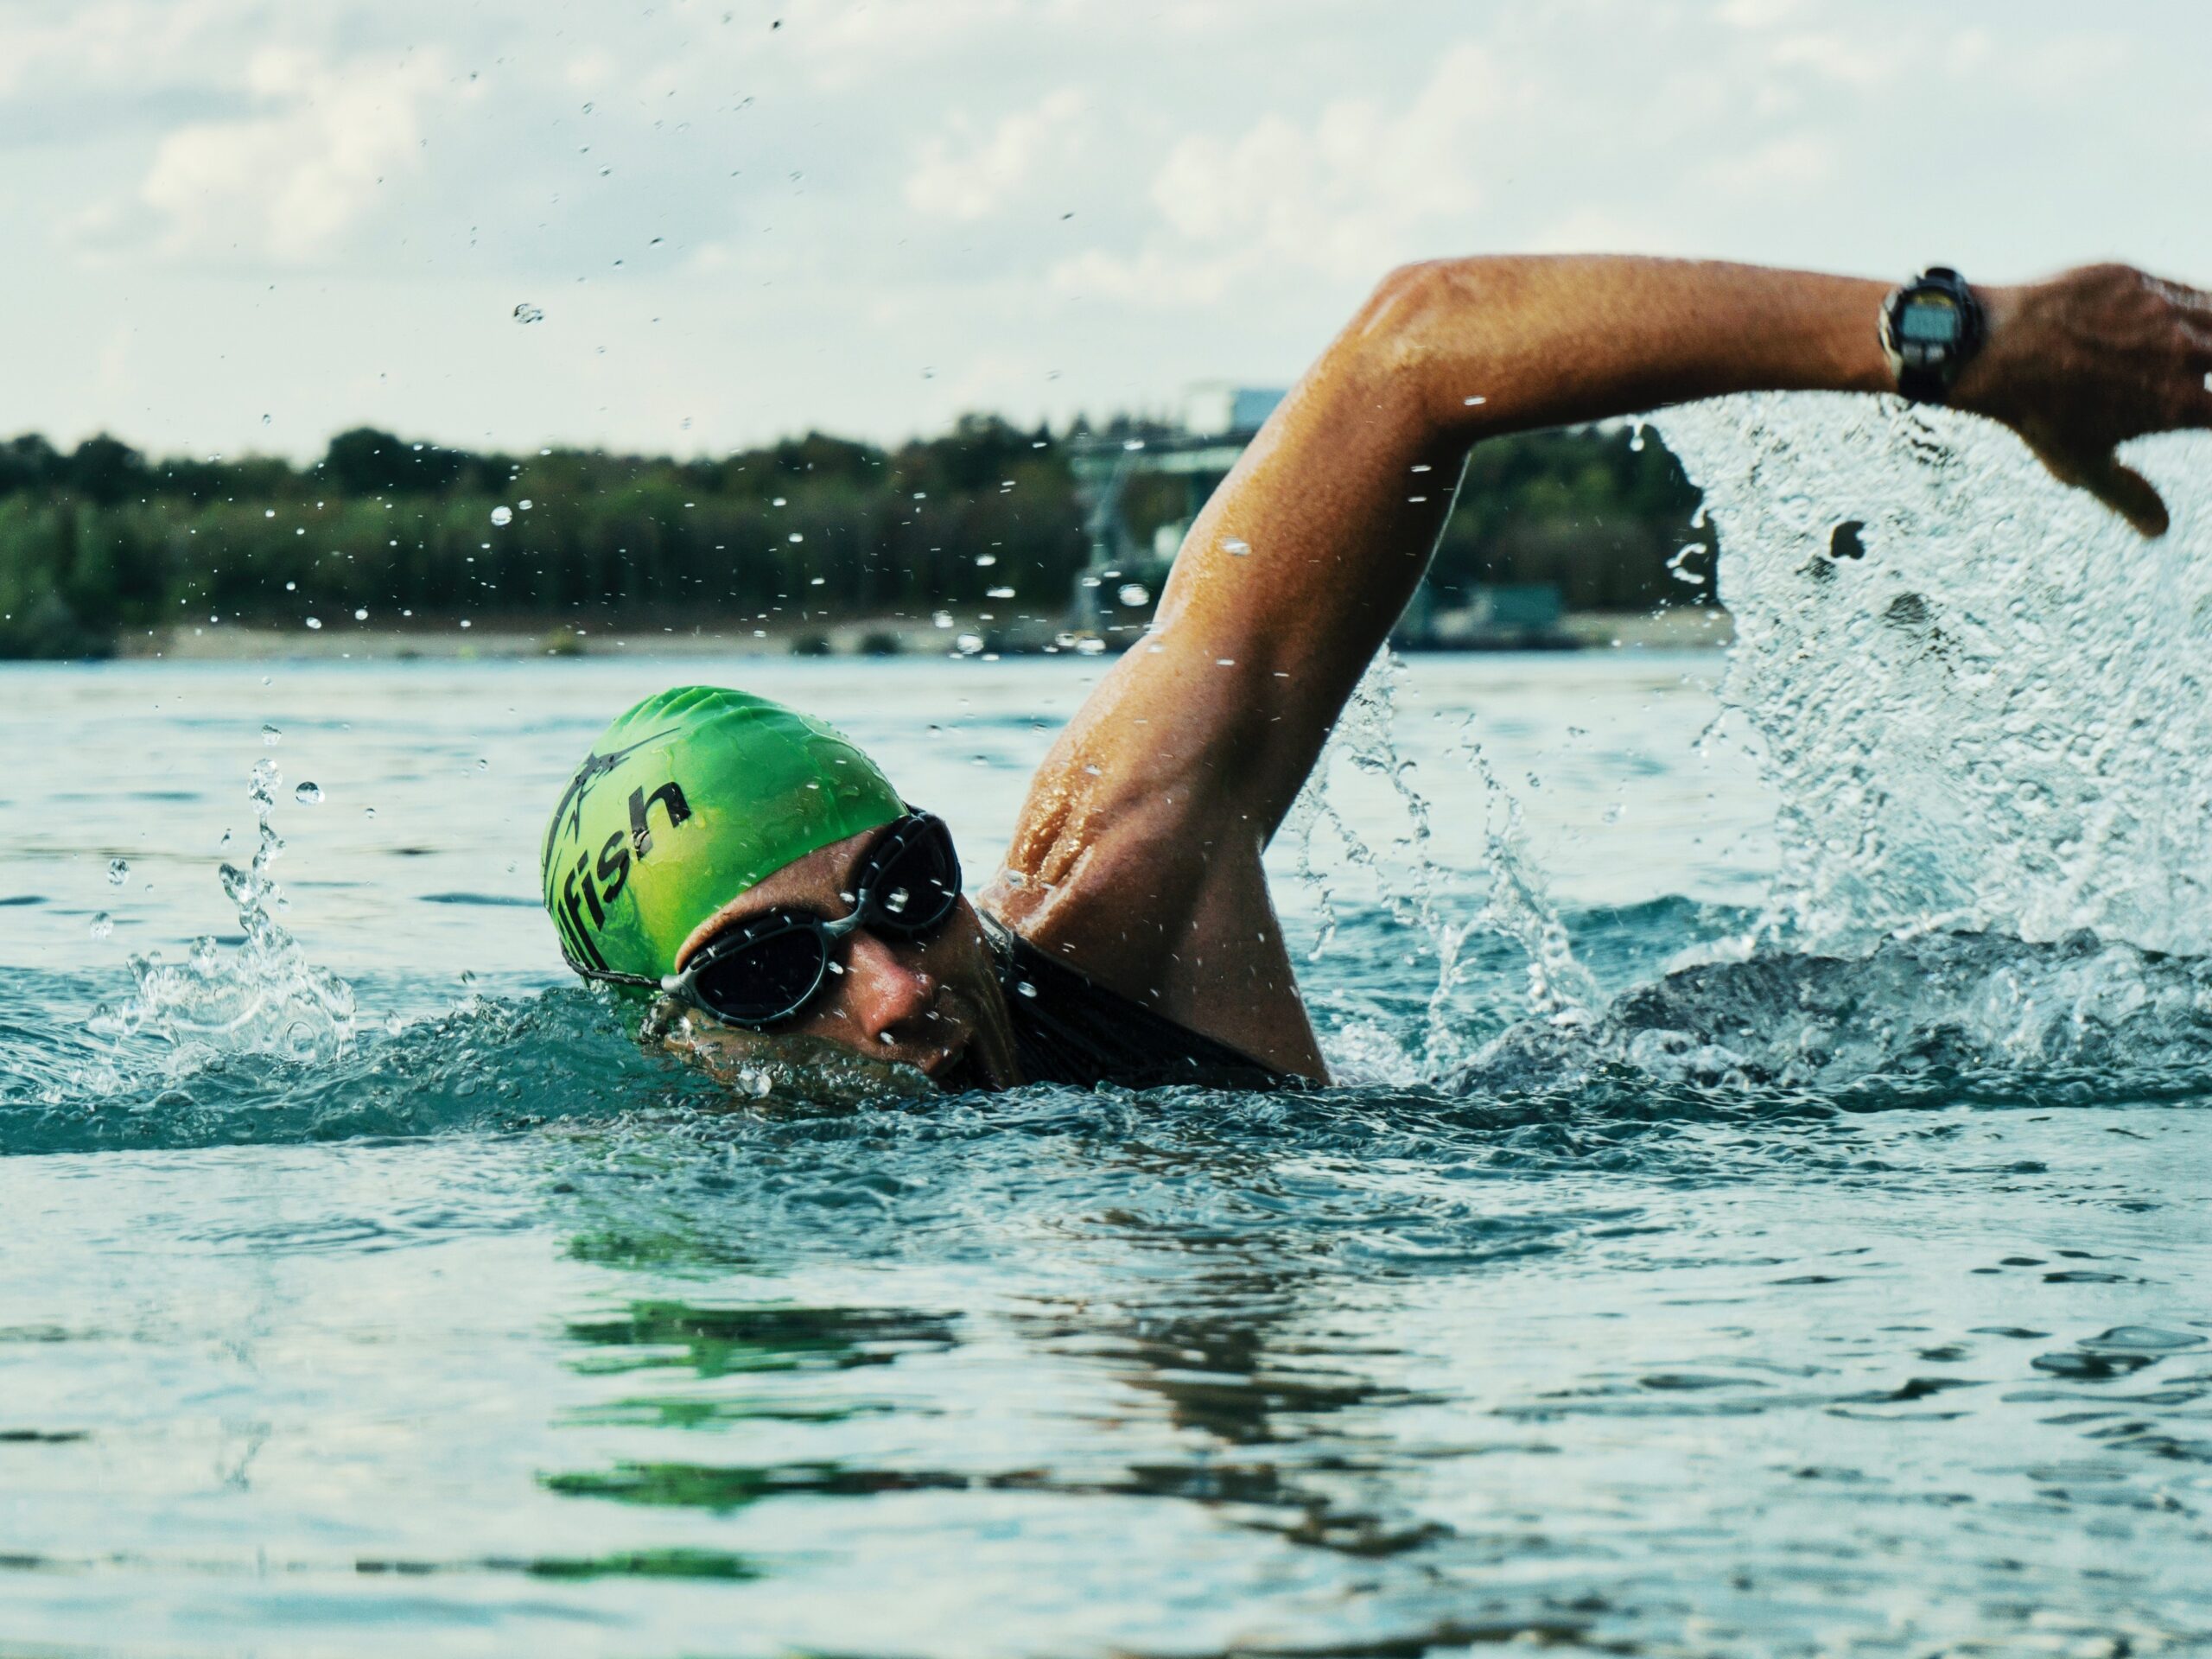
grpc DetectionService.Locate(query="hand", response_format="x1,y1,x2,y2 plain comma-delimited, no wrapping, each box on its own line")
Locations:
1956,264,2212,537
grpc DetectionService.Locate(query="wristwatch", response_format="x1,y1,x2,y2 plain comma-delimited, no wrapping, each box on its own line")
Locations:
1879,266,1985,404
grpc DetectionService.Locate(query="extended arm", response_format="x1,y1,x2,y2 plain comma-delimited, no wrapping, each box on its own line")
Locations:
988,255,2212,1072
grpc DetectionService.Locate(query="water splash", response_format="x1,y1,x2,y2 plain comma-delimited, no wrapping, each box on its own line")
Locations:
88,754,356,1068
1440,714,1599,1027
1290,651,1595,1080
1656,396,2212,957
1293,401,2212,1096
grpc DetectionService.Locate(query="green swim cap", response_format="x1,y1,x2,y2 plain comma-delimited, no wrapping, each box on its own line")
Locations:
541,685,904,982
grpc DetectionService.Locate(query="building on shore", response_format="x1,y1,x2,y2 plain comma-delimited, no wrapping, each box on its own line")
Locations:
1067,385,1576,652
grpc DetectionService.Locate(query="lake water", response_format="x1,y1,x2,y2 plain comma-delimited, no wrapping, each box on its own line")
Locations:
6,397,2212,1656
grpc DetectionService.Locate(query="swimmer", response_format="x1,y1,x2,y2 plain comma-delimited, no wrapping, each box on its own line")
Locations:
544,256,2212,1090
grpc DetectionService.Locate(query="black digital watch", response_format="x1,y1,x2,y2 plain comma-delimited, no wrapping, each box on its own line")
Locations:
1879,266,1985,404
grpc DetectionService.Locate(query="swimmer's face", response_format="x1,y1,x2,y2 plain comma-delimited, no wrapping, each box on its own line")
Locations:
672,823,1022,1091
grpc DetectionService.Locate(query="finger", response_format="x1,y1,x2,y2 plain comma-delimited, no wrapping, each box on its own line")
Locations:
2080,454,2171,538
2151,273,2212,321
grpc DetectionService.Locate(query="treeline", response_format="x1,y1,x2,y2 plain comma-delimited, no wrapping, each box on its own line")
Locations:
0,416,1711,658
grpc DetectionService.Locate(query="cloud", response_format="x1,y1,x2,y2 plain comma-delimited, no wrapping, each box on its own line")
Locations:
1052,41,1509,306
904,89,1089,224
1698,132,1838,199
7,0,2209,464
122,47,451,264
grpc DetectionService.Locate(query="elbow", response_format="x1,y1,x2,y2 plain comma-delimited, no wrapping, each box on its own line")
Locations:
1357,260,1454,346
1335,259,1462,414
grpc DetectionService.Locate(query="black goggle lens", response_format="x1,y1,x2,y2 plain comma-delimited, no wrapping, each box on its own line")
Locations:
690,923,827,1025
858,817,961,936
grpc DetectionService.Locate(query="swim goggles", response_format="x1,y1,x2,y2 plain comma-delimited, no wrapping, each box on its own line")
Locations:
658,810,963,1028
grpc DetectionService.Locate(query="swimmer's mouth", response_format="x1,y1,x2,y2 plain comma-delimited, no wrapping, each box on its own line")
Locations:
927,1036,976,1089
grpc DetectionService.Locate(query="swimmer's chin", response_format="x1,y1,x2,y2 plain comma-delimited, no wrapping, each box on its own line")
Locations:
646,1000,944,1107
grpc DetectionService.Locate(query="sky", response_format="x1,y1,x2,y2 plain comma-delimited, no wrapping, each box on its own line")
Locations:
5,0,2209,463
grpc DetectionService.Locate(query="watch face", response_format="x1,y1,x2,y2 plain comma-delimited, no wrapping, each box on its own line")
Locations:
1897,296,1961,346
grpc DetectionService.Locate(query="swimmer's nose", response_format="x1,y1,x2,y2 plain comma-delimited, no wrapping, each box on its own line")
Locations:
841,930,937,1040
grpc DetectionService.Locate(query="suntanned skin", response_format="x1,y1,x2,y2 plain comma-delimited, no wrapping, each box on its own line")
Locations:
679,256,2212,1085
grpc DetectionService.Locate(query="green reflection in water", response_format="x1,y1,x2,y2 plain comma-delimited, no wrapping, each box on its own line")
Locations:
563,1300,957,1380
518,1547,760,1581
348,1548,760,1580
563,1394,896,1430
544,1461,969,1511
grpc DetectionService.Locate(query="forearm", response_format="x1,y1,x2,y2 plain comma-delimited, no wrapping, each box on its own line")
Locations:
1071,251,2205,855
1375,255,1896,438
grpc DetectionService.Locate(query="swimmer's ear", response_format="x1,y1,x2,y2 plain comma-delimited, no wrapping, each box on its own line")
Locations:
2034,444,2170,539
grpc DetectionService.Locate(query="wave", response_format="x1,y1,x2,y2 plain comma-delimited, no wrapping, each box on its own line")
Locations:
14,920,2212,1161
1455,925,2212,1103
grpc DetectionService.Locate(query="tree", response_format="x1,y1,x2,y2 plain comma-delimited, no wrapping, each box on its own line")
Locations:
321,427,466,495
67,435,145,506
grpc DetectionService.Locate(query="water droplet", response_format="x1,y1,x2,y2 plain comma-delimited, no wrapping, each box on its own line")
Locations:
1116,583,1150,607
932,611,954,629
304,617,321,630
518,499,533,511
1463,395,1486,406
295,782,322,805
260,413,271,426
1016,980,1038,998
512,302,544,324
885,887,911,914
90,912,112,939
477,758,489,772
787,531,804,543
363,806,377,819
987,586,1015,599
261,724,282,746
1223,537,1250,556
106,859,129,886
955,633,984,656
490,505,513,526
976,554,997,567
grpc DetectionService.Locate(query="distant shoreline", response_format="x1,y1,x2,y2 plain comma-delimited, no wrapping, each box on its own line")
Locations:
113,606,1731,662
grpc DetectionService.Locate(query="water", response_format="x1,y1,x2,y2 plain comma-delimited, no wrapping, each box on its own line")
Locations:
4,400,2211,1655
